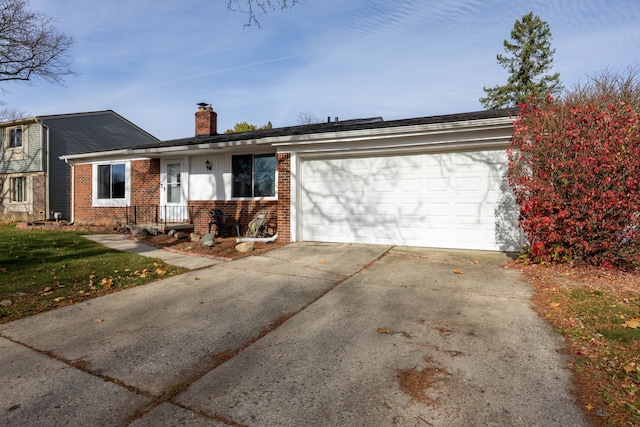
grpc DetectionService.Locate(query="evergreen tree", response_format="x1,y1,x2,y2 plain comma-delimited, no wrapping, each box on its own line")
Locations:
480,12,561,109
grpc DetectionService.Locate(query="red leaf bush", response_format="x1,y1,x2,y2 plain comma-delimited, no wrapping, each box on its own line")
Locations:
508,95,640,268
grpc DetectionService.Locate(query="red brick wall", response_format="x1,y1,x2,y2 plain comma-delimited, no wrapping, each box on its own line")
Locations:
71,154,293,243
189,200,278,237
73,159,160,225
277,152,291,242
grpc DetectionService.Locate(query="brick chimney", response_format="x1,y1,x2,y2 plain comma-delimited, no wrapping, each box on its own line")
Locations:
195,103,217,136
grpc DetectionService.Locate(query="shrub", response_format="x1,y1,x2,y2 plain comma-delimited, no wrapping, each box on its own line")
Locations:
508,94,640,268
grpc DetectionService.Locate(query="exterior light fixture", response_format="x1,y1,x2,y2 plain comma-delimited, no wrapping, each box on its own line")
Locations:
205,160,212,170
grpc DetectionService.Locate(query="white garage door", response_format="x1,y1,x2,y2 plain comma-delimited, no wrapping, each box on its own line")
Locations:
300,150,519,251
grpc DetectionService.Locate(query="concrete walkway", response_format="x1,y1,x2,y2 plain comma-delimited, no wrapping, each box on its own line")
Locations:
0,243,591,426
82,234,223,269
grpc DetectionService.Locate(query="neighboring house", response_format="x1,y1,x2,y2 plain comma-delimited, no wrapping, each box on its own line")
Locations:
0,111,159,222
61,104,523,252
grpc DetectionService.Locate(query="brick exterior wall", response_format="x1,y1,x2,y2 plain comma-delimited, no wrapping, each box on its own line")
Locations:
73,159,160,225
0,172,46,222
189,200,278,237
71,154,293,243
276,152,291,242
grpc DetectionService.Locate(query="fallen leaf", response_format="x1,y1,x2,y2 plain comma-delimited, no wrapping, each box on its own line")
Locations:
101,278,113,289
473,260,479,265
155,268,166,275
194,276,200,281
42,287,52,293
377,327,393,334
0,267,6,272
95,319,104,323
624,364,635,374
622,318,640,329
452,269,464,274
53,297,65,302
586,403,593,411
549,302,561,308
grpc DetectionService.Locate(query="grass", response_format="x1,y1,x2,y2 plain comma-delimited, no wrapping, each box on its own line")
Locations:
517,262,640,426
0,224,187,324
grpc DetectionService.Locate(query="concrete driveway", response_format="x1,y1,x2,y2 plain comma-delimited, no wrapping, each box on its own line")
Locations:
0,243,590,426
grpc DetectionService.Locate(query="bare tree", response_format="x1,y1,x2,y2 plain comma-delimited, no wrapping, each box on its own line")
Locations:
0,102,27,121
563,67,640,111
226,0,300,26
296,111,320,125
0,0,74,85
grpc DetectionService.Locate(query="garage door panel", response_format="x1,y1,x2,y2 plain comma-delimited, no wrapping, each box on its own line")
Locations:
300,151,519,251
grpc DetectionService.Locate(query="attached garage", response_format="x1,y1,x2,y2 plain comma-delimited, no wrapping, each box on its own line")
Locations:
300,150,517,251
283,110,522,252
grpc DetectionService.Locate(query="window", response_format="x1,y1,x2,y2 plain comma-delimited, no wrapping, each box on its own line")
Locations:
10,177,26,202
232,154,276,198
8,127,23,149
97,164,126,199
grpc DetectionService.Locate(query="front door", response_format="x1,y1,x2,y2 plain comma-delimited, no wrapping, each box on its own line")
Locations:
161,159,188,222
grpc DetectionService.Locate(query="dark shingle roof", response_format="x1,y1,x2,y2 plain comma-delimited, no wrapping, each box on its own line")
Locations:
129,108,517,151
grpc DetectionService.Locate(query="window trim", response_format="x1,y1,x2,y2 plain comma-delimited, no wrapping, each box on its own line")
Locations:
92,161,131,207
10,176,27,203
8,127,23,149
3,125,28,160
231,153,277,199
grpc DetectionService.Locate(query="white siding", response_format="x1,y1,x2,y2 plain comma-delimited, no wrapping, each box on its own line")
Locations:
189,153,232,200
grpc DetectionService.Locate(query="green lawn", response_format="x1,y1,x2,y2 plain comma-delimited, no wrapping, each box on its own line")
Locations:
0,224,186,323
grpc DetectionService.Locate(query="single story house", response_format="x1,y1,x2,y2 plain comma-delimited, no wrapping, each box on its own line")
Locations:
60,104,523,252
0,110,159,222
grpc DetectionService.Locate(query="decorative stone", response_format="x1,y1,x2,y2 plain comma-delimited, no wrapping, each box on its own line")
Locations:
147,227,160,236
174,231,189,239
168,229,177,237
235,241,255,253
190,232,201,242
199,233,216,247
131,227,147,238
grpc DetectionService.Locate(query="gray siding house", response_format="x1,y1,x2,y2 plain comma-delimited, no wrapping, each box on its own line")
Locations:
0,110,158,222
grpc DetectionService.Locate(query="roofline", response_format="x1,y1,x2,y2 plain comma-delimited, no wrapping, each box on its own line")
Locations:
0,110,159,142
60,108,517,162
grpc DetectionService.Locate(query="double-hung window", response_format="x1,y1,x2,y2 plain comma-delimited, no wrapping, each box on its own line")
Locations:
97,164,126,199
232,154,276,198
93,162,129,207
10,177,26,202
8,128,22,148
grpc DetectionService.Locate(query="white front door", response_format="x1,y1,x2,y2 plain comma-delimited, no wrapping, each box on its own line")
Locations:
161,159,188,222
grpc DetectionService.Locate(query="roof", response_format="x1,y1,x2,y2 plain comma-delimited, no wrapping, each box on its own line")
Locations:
0,110,159,155
60,107,517,161
127,108,518,150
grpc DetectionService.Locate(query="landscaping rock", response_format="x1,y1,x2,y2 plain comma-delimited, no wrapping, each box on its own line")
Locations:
174,231,189,240
168,229,176,237
131,227,147,238
199,233,216,247
0,299,12,307
190,232,201,243
235,241,254,253
147,227,160,236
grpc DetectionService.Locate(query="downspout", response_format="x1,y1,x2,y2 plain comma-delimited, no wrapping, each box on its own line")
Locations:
41,122,50,220
64,158,75,224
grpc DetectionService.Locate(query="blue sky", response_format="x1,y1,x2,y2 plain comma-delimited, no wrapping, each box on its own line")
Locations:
3,0,639,140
